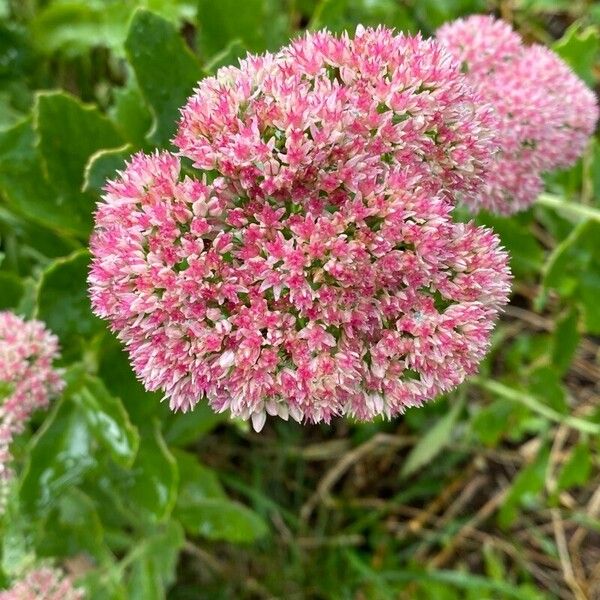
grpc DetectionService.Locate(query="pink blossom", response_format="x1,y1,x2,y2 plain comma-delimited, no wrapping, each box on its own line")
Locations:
437,16,599,214
89,27,512,430
0,567,83,600
89,151,510,429
0,312,63,511
435,15,522,76
175,27,498,204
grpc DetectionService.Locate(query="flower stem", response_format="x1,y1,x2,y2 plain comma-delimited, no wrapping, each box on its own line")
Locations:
471,377,600,435
537,193,600,222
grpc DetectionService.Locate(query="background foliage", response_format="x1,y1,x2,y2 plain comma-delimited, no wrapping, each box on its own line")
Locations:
1,0,600,598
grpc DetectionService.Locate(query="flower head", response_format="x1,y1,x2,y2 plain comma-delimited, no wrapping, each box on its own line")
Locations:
90,27,512,430
89,151,510,429
0,567,83,600
0,312,63,511
435,15,522,75
437,16,599,214
175,27,498,203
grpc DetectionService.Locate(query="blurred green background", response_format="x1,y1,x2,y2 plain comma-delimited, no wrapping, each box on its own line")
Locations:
1,0,600,598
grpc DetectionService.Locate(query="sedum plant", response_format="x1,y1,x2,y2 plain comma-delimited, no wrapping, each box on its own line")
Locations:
0,2,598,598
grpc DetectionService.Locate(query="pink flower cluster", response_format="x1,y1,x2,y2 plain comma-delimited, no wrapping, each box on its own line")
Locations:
0,312,63,511
0,567,83,600
90,28,511,430
437,15,599,214
176,27,497,204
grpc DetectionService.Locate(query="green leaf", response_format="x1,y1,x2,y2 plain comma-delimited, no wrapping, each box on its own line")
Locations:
516,0,571,11
401,396,464,478
504,332,550,376
118,421,178,522
127,559,162,600
173,451,268,543
30,0,196,57
178,498,268,543
35,91,123,195
19,397,96,515
551,308,580,375
477,213,544,278
125,9,203,146
498,444,550,528
310,0,417,33
204,38,247,73
79,570,127,600
36,250,104,354
83,145,133,195
544,220,600,334
0,380,14,402
345,552,547,600
0,120,89,235
474,377,600,435
164,402,226,446
197,0,288,57
110,82,153,146
0,205,81,259
528,366,567,414
125,521,184,600
483,544,505,581
30,1,132,56
37,488,110,563
557,442,592,490
145,0,196,22
174,449,225,509
414,0,486,32
553,24,600,87
0,272,24,309
591,138,600,204
471,399,514,447
0,91,24,131
72,375,139,468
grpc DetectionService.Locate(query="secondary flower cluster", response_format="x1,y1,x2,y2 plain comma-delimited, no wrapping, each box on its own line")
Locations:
176,27,498,203
437,16,599,214
0,312,63,511
0,567,83,600
90,28,513,431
